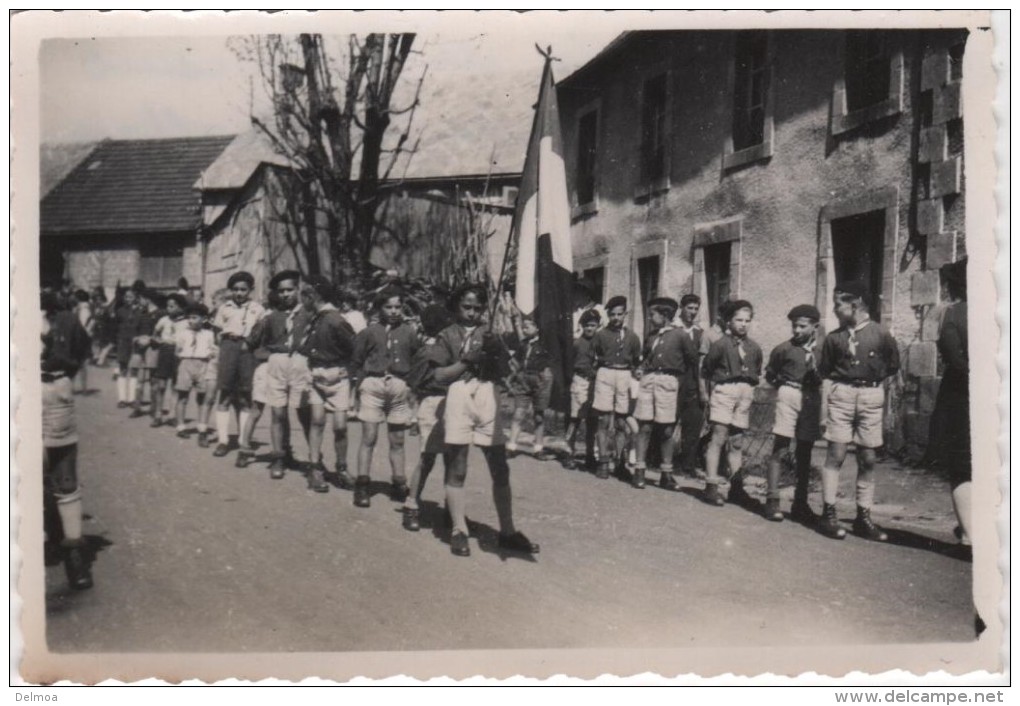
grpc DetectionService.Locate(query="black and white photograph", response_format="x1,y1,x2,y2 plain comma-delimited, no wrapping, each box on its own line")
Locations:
12,10,1006,686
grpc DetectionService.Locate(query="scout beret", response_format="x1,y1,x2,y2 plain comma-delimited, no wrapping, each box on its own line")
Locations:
167,293,189,310
605,295,628,312
305,275,336,301
579,308,602,326
787,304,821,322
187,302,209,317
227,271,255,290
680,294,701,307
269,270,301,290
648,296,679,313
421,304,452,338
449,282,488,310
834,280,870,304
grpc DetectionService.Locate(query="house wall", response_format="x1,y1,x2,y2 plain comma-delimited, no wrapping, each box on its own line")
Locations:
559,29,968,458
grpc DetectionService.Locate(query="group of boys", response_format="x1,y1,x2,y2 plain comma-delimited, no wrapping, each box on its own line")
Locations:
561,280,900,542
107,270,541,559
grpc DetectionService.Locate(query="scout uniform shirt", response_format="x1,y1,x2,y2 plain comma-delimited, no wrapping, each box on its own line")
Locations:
573,334,597,379
434,323,509,383
592,325,642,370
818,319,900,385
213,299,266,340
765,337,822,389
175,326,217,360
298,304,356,367
640,324,697,376
249,305,312,355
702,333,763,385
352,321,421,379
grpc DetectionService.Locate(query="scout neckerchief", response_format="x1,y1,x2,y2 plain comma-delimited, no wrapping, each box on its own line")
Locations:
523,334,538,369
297,303,333,353
848,318,871,366
730,332,749,374
801,336,817,376
286,303,301,351
649,323,672,354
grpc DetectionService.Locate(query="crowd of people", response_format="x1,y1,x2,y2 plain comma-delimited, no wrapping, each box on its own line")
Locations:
40,259,972,590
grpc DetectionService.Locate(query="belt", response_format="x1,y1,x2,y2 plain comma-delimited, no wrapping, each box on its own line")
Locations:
834,379,882,388
310,361,348,370
41,371,67,382
601,364,632,371
718,377,757,386
221,333,247,342
645,368,683,377
363,371,407,380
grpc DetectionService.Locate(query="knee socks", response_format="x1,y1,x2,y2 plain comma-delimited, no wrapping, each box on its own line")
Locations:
55,490,83,544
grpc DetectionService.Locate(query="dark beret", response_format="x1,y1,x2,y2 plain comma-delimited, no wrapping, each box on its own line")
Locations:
579,308,602,326
187,302,209,317
834,281,870,304
648,296,679,313
269,270,301,290
420,304,452,338
167,293,189,310
788,304,821,322
680,294,701,307
729,299,754,317
449,283,488,310
605,295,628,311
304,275,335,301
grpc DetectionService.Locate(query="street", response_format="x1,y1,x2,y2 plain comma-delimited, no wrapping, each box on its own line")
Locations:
44,373,975,652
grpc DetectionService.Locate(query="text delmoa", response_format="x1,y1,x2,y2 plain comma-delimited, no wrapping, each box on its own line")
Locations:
15,696,58,702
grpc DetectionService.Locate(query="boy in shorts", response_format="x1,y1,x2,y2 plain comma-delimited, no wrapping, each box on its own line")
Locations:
351,287,420,507
197,289,228,448
700,300,763,507
764,304,823,524
299,275,357,494
129,287,161,418
436,283,539,557
633,297,697,490
817,282,900,541
401,304,452,531
563,308,600,470
211,271,266,458
591,296,642,480
506,315,556,461
236,290,282,468
174,302,216,437
150,293,188,428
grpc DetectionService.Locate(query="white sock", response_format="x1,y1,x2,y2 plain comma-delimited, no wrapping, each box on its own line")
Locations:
176,423,187,432
628,447,637,465
216,411,230,444
56,491,83,543
822,466,841,505
117,377,128,402
239,411,251,447
197,423,208,433
127,377,138,402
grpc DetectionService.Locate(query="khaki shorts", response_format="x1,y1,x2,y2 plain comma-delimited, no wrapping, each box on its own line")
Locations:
444,379,506,447
358,375,412,425
570,374,593,418
309,366,351,413
592,367,633,415
42,376,77,447
709,381,754,430
417,394,446,455
265,353,311,409
175,358,209,392
634,372,680,424
825,383,885,448
251,362,269,406
143,346,160,370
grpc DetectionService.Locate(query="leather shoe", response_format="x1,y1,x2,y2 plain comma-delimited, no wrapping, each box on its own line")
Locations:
212,443,230,457
63,544,94,591
658,472,680,491
402,507,420,532
307,464,330,493
268,457,286,480
353,478,371,507
703,483,725,507
764,498,784,522
390,481,410,503
451,531,471,557
497,531,539,554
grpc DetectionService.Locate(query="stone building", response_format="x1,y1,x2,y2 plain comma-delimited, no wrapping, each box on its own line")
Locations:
556,29,968,457
40,136,234,294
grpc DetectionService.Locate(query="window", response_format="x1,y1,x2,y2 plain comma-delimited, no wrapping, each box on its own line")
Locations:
845,31,890,112
582,266,606,305
830,210,886,321
575,109,598,207
948,43,964,82
640,73,669,188
703,243,732,325
139,246,184,288
637,255,660,306
733,31,769,151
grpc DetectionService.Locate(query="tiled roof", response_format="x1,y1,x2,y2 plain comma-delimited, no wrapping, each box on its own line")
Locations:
195,130,291,191
40,141,100,197
41,135,234,236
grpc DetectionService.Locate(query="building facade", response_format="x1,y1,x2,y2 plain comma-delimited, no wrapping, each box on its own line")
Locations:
557,29,968,458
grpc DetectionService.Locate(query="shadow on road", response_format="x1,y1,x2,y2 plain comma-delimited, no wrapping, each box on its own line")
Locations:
881,527,972,562
413,500,538,563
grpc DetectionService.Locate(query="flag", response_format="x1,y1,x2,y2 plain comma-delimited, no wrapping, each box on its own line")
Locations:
512,57,574,414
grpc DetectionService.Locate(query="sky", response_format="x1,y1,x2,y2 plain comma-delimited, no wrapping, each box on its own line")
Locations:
39,26,622,145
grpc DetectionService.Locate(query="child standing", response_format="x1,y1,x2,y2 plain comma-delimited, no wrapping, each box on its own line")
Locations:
590,296,642,480
71,290,95,394
351,287,420,507
211,271,266,458
764,304,824,523
817,282,900,541
174,302,216,438
674,294,710,479
700,300,763,508
150,293,188,427
197,288,228,448
633,297,697,490
506,315,556,461
401,304,452,531
114,288,141,408
563,308,601,470
236,290,281,468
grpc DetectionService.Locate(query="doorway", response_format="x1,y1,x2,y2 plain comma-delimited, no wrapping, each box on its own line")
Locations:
830,210,885,320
